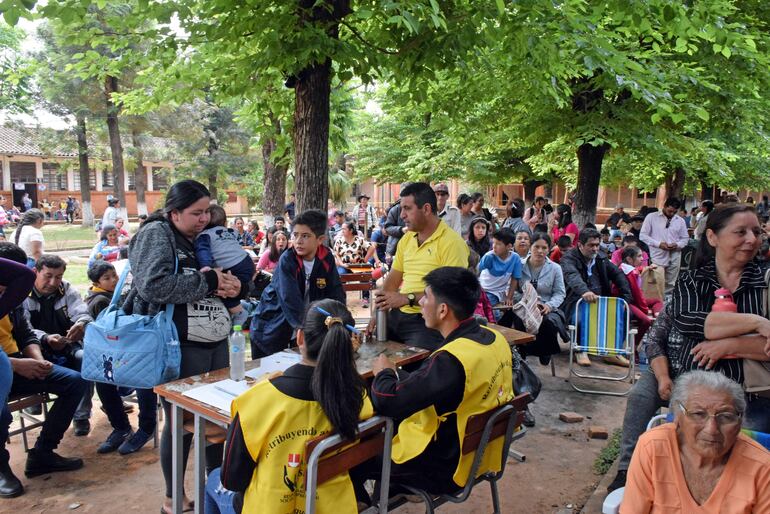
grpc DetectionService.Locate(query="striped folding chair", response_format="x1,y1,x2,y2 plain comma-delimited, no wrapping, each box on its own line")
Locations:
568,297,637,396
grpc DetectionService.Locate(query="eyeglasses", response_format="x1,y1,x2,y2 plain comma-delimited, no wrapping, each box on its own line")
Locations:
677,402,742,427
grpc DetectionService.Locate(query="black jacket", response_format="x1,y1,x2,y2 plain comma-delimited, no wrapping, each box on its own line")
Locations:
559,248,633,319
5,305,40,357
383,201,404,257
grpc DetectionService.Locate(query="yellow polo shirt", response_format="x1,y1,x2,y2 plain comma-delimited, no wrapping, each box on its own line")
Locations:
392,220,470,314
0,315,19,355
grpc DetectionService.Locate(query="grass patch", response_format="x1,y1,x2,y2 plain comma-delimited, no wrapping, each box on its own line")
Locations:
62,262,92,297
593,428,623,475
6,222,139,251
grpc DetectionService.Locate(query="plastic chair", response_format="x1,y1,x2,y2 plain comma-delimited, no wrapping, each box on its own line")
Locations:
388,393,533,514
304,416,393,514
568,297,637,396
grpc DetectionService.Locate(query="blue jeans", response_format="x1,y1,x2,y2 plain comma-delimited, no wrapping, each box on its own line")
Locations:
0,352,12,465
0,363,86,454
745,395,770,433
205,468,240,514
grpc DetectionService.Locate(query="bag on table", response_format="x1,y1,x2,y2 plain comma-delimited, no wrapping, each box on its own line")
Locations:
512,281,543,335
81,260,181,389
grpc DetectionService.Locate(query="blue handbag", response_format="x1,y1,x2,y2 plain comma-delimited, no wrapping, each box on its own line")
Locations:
81,259,181,389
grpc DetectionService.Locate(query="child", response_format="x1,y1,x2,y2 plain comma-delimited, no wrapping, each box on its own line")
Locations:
478,228,521,311
250,209,346,358
194,205,256,326
84,261,120,318
549,235,572,263
611,246,663,345
599,227,615,254
468,250,495,324
610,234,650,267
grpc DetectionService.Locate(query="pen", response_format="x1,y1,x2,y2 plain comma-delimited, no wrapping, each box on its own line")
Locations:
315,306,360,334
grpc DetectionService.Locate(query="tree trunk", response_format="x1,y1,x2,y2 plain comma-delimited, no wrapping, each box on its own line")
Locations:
573,143,608,228
699,178,713,202
104,75,126,218
291,0,351,212
131,129,148,216
262,114,287,228
75,113,94,227
204,125,219,203
664,167,686,200
293,59,332,212
523,179,545,201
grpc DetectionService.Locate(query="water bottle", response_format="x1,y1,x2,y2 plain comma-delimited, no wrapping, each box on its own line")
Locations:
712,288,737,313
229,325,246,381
376,308,388,342
638,344,649,372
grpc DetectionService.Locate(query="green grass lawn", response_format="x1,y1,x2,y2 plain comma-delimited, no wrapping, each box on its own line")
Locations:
6,222,139,251
63,262,92,297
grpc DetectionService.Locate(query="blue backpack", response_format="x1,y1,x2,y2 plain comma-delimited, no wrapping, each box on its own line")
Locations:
81,260,181,389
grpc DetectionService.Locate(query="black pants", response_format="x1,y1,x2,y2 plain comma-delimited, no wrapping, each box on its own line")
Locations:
514,313,562,358
387,309,444,351
160,342,229,498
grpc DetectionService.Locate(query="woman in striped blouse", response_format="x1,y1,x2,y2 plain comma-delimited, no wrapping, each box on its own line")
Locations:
669,202,770,432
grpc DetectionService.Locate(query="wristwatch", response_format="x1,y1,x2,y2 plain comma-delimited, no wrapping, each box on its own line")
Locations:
407,293,416,308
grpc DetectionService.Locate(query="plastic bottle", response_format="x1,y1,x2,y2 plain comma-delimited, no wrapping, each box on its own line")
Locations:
229,325,246,381
712,288,738,313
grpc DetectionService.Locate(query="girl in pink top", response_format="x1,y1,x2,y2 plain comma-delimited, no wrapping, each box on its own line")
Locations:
256,227,288,273
549,204,579,247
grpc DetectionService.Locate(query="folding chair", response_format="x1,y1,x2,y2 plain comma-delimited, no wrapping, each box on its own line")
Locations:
389,393,532,514
7,393,50,452
568,297,637,396
304,416,393,514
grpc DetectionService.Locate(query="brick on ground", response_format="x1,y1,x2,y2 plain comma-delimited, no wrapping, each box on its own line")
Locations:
588,425,609,439
559,411,585,423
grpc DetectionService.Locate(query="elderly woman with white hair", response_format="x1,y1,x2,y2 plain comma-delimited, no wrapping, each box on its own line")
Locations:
621,371,770,513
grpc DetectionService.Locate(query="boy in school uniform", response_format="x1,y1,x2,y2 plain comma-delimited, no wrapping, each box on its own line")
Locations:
250,209,346,358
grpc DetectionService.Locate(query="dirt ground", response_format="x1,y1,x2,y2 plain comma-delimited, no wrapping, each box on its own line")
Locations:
3,352,628,514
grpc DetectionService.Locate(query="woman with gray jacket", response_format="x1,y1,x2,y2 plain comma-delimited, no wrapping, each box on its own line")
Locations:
518,232,569,365
125,180,241,514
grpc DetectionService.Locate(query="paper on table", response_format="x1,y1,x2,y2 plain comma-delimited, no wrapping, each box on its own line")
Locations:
245,351,301,379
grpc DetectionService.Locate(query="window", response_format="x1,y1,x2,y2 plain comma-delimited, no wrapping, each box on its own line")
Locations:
102,168,115,188
126,170,135,191
152,167,168,190
10,161,36,183
72,168,97,191
43,163,66,191
636,188,658,199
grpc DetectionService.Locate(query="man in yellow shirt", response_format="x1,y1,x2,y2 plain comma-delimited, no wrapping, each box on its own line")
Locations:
371,182,469,350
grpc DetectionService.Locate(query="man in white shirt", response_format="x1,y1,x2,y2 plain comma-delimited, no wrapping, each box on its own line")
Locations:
433,183,462,235
640,198,690,295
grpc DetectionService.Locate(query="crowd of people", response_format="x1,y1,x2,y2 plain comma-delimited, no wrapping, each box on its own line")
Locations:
0,179,769,513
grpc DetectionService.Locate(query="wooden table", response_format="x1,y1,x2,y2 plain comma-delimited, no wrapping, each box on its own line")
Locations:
154,341,429,514
488,323,535,345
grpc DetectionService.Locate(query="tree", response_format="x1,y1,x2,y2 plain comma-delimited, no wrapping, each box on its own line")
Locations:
0,22,32,113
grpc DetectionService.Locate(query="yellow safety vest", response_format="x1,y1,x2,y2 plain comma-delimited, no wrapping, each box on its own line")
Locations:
232,376,374,514
390,326,514,487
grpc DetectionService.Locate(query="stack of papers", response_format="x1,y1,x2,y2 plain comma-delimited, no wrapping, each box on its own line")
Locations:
182,351,301,415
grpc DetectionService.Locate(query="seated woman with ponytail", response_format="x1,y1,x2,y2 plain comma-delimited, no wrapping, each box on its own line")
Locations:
213,299,373,514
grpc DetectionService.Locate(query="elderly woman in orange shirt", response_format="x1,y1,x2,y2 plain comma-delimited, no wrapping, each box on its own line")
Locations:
621,370,770,514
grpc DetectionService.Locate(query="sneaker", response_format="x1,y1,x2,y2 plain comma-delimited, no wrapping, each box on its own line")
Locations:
118,428,153,455
362,299,369,309
607,469,627,492
23,405,42,416
25,450,83,477
522,407,536,427
97,429,133,454
72,419,90,437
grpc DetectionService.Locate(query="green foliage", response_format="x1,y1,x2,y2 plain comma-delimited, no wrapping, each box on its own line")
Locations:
0,22,33,113
594,428,623,475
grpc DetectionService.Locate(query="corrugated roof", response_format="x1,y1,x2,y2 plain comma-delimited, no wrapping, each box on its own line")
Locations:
0,126,77,157
0,125,176,162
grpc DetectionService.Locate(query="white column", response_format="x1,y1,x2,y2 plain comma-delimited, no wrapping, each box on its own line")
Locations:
1,155,10,190
146,165,153,191
35,158,43,182
124,168,130,192
66,168,75,191
95,164,103,191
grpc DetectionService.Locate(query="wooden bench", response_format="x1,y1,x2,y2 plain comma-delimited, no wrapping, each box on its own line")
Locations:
341,270,375,292
304,416,393,514
389,393,532,514
7,393,50,452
